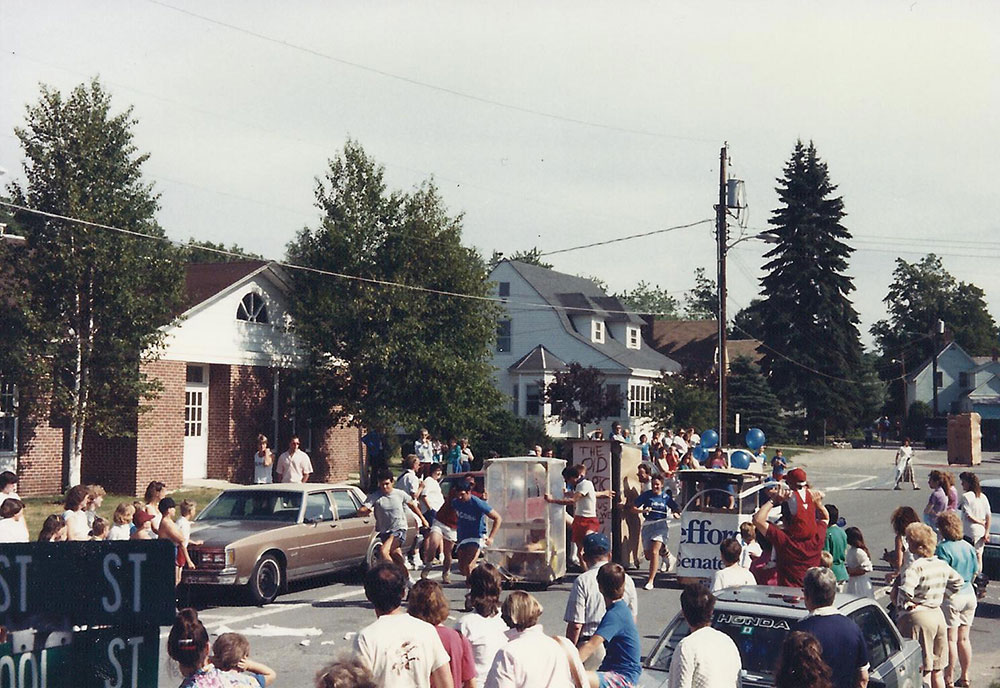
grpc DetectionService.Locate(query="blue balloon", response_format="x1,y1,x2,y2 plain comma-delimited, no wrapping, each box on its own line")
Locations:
701,429,719,449
730,449,753,470
746,428,766,451
692,444,709,463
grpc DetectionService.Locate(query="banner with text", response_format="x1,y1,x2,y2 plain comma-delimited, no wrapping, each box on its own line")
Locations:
676,511,751,579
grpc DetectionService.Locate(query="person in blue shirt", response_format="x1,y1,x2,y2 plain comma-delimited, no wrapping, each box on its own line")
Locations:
935,511,979,688
637,434,651,462
631,475,681,590
452,478,502,578
578,563,642,688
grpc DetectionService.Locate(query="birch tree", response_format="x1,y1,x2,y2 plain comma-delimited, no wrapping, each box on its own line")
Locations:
4,79,182,487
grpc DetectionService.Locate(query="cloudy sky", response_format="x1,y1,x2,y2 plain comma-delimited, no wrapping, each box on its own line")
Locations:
2,1,998,348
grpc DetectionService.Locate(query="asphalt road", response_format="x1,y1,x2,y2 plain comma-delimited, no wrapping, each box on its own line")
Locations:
158,447,1000,687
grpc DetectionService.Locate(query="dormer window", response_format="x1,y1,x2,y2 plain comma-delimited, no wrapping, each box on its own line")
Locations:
592,320,605,343
627,326,641,350
237,292,268,323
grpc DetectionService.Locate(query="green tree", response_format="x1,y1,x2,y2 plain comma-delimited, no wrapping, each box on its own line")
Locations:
286,141,502,475
3,79,184,486
487,247,552,271
871,254,998,411
731,298,765,340
184,238,264,263
684,267,717,319
757,140,864,439
616,281,680,318
543,363,624,436
647,372,715,431
727,357,788,441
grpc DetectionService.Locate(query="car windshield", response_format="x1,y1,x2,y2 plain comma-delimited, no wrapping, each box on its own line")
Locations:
646,610,793,676
198,491,303,523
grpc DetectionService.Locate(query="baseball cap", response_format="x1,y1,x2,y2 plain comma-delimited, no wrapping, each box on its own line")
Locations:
135,509,155,526
582,532,611,555
786,467,807,484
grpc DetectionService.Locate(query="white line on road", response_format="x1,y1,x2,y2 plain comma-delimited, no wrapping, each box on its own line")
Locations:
162,572,442,639
824,475,878,491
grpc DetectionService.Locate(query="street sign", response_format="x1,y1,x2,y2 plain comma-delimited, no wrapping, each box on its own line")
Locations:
0,625,159,688
0,540,175,627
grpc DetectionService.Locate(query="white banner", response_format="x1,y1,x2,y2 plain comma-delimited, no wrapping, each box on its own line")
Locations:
676,511,751,578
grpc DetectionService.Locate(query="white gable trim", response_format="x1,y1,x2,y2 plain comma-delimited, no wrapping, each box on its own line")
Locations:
154,264,306,368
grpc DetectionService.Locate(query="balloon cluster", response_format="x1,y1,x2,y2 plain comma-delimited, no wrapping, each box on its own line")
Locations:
689,426,767,467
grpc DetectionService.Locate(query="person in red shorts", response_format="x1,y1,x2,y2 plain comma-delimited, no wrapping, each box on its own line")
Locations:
546,464,615,569
752,471,829,587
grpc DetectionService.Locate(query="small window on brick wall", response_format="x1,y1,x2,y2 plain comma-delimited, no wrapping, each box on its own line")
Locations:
0,376,17,454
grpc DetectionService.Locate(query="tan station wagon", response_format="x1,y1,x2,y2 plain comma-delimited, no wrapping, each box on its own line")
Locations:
181,483,416,604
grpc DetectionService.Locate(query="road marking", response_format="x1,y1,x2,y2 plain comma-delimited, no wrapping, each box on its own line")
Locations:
824,475,878,491
163,571,442,639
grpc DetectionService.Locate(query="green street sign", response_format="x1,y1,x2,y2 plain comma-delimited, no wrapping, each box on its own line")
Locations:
0,541,176,627
0,626,159,688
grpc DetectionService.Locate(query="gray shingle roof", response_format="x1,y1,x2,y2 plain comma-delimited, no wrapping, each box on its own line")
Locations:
503,260,680,374
509,345,567,372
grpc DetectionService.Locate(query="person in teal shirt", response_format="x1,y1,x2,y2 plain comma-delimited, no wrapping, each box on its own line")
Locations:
823,504,849,586
935,511,979,688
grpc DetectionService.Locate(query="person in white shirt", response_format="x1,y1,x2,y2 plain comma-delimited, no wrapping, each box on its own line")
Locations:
712,538,758,593
253,433,274,484
668,584,741,688
62,484,92,541
458,562,509,680
485,591,585,688
275,436,313,484
0,499,29,543
545,464,614,568
0,471,20,508
893,438,918,490
959,471,992,571
414,428,436,472
563,533,638,670
108,502,135,541
396,455,424,569
419,464,446,578
738,521,763,569
354,562,452,688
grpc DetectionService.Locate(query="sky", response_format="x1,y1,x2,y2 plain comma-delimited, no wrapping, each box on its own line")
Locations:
2,1,998,350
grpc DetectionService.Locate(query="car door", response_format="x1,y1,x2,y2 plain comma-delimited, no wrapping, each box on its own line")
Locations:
330,488,374,564
848,604,921,688
294,490,339,578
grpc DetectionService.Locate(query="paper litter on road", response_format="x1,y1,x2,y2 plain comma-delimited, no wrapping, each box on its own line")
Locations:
213,623,323,637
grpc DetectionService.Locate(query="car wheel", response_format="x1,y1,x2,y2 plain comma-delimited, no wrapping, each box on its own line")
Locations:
248,554,282,605
366,540,384,570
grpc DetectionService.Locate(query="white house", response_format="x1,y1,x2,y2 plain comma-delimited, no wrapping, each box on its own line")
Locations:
489,260,680,438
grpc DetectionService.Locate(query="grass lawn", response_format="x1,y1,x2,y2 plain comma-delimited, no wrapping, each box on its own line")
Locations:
19,486,222,540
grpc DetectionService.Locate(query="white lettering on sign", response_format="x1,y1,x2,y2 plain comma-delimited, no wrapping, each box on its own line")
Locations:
0,555,33,613
18,652,38,688
103,554,122,613
0,655,14,686
101,553,148,614
105,635,144,688
572,442,611,529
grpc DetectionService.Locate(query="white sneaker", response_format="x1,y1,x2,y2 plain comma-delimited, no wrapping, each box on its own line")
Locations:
643,581,654,591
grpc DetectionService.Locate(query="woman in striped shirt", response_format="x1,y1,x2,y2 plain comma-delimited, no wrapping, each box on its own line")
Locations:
896,522,965,688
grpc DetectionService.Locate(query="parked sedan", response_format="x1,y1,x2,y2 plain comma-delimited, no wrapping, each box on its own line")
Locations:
639,586,921,688
181,483,416,604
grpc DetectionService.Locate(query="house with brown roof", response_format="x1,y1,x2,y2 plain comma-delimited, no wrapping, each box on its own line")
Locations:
5,261,363,496
646,319,764,376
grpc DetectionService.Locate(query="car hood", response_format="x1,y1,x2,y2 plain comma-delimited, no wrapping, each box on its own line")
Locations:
639,669,768,688
191,520,293,547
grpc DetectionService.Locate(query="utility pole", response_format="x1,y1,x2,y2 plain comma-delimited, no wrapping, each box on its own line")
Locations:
716,145,728,447
932,319,944,416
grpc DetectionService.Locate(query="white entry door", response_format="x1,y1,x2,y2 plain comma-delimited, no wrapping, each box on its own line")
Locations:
183,364,209,480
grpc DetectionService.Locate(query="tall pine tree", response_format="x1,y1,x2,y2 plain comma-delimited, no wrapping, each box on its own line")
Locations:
758,141,864,439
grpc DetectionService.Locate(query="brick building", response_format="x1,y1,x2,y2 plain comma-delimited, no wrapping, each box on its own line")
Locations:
2,261,364,496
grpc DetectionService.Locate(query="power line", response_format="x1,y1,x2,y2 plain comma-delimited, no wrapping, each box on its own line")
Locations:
0,200,691,318
145,0,715,143
538,219,713,257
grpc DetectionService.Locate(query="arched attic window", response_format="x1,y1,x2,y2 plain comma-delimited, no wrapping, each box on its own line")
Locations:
236,292,268,323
